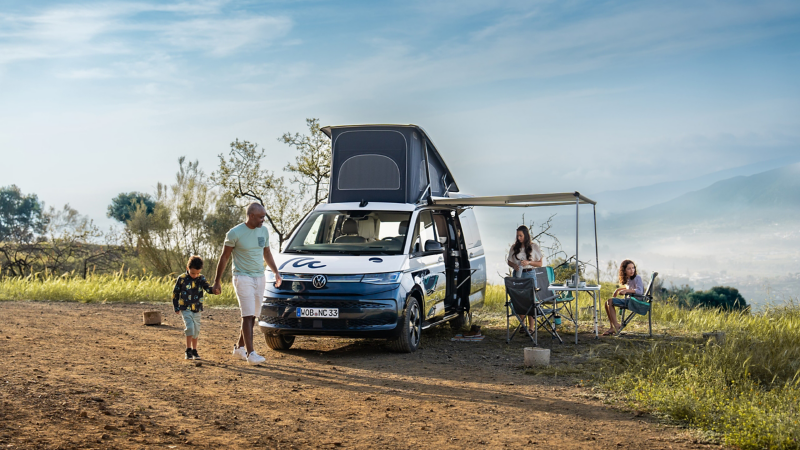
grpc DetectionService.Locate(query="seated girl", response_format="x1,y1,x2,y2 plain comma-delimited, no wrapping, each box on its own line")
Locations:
603,259,643,336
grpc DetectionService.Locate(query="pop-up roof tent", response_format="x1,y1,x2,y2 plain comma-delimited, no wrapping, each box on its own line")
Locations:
320,125,458,204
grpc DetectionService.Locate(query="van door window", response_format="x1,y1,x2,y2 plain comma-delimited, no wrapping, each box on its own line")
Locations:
432,213,449,244
411,211,436,254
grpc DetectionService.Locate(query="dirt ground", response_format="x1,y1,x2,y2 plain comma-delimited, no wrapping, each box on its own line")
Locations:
0,301,720,449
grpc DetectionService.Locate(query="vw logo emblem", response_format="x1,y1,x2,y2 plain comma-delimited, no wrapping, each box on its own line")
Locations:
311,275,327,288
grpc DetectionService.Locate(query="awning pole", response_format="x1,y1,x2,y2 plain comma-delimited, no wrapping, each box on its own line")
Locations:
593,204,600,283
575,195,579,286
574,195,580,345
593,204,600,339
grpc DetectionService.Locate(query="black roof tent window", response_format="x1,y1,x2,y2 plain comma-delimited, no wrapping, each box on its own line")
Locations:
338,154,401,191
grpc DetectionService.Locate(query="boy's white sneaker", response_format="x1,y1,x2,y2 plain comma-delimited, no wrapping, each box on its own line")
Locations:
246,351,265,365
232,346,247,361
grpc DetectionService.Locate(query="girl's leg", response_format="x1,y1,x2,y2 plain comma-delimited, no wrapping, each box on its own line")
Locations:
191,337,198,350
604,298,619,332
185,336,192,348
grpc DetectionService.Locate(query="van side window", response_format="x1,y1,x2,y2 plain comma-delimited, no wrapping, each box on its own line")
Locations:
412,211,436,254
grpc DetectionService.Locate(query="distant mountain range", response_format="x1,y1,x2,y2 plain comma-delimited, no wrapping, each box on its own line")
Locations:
602,162,800,233
589,156,800,215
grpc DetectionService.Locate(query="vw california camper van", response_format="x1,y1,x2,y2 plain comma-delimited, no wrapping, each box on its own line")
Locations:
258,125,487,353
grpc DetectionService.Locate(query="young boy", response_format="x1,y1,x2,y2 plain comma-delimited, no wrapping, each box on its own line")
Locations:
173,255,215,360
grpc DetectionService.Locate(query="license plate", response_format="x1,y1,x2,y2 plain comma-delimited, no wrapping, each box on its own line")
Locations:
296,307,339,318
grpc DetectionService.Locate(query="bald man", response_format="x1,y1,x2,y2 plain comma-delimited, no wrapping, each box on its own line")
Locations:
213,203,282,365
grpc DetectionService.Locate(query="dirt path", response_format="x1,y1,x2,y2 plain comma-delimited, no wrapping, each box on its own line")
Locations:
0,301,717,449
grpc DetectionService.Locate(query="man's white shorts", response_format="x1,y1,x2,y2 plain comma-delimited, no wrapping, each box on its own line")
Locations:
232,275,266,318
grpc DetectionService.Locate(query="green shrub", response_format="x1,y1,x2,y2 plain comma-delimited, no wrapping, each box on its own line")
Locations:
688,286,749,311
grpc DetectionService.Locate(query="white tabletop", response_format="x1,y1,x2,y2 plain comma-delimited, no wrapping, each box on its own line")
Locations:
548,284,601,291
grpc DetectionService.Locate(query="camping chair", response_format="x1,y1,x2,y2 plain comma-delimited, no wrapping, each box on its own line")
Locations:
504,277,548,345
532,268,568,344
546,266,574,304
615,272,658,336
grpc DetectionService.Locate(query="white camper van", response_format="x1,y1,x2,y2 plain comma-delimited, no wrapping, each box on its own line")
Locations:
259,125,487,353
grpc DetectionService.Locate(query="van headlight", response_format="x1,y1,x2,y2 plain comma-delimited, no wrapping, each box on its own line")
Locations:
265,270,276,283
361,272,402,285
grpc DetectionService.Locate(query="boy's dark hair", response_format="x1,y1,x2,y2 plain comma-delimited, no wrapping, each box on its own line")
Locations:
187,255,203,270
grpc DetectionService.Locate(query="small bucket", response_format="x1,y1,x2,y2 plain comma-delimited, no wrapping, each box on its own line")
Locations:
143,311,162,326
524,347,550,367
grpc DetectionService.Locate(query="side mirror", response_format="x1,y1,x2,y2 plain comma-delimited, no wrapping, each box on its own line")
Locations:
424,240,443,253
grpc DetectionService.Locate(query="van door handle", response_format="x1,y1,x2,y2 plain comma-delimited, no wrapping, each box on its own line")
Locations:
437,256,443,263
469,252,474,258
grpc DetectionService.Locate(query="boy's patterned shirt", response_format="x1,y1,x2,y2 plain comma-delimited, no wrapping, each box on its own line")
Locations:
172,272,213,312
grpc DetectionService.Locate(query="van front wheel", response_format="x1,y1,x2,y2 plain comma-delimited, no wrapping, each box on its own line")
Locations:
264,333,295,351
389,297,421,353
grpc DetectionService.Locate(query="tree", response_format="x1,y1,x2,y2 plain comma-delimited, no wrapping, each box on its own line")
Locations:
280,118,332,208
212,119,332,250
203,191,244,250
127,157,220,274
0,185,47,243
688,286,749,311
41,204,127,278
107,192,156,223
0,186,48,276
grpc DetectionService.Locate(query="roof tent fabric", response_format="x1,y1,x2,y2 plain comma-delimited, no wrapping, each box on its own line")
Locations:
322,125,459,204
433,192,596,207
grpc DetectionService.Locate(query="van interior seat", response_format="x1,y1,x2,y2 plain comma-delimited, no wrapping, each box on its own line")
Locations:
398,220,409,236
335,218,367,243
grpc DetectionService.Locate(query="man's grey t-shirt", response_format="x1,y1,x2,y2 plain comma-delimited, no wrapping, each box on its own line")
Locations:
224,223,270,277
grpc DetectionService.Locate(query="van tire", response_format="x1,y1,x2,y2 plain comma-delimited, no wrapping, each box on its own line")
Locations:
389,297,421,353
264,333,295,351
449,310,472,330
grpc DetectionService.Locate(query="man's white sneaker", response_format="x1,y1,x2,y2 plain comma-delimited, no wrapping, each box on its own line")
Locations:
246,351,266,365
232,346,247,361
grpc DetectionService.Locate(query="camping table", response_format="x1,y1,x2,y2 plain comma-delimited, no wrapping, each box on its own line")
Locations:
548,284,602,341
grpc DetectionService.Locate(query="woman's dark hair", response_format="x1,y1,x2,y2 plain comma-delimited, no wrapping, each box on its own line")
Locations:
512,226,532,261
618,259,636,285
187,255,204,270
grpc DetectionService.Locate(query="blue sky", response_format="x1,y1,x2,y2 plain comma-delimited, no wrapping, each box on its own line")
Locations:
2,0,799,230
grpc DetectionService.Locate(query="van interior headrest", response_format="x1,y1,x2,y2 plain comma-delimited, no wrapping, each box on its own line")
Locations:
342,218,359,235
398,220,409,235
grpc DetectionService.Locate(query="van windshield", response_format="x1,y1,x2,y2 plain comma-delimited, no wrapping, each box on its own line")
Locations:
285,210,412,255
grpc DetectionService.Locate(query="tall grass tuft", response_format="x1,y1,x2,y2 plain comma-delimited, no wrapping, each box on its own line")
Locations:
603,300,800,449
0,271,238,307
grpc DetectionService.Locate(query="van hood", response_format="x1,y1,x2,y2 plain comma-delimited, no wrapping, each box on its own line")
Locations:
272,254,408,275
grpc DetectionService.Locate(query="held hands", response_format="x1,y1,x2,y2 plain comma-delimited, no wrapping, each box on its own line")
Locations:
212,281,222,295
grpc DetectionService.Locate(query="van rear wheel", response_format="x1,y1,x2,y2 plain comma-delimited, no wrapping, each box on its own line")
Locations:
264,333,295,351
389,297,421,353
449,310,472,330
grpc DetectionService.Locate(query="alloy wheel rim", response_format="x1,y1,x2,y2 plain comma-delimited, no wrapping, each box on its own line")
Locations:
409,302,420,346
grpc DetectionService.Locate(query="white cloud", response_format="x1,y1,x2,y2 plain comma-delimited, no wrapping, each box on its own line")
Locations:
0,2,293,65
59,68,115,79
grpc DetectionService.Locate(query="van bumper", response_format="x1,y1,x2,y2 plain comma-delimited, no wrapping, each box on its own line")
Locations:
258,285,405,338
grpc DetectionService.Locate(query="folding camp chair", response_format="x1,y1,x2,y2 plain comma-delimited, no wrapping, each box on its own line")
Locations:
532,268,569,344
546,266,574,304
505,276,560,345
616,272,658,336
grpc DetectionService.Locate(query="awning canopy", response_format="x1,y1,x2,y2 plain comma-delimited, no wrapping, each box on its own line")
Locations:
432,191,596,208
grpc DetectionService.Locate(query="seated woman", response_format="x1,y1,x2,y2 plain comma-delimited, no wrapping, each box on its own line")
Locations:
507,226,543,331
603,259,644,336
